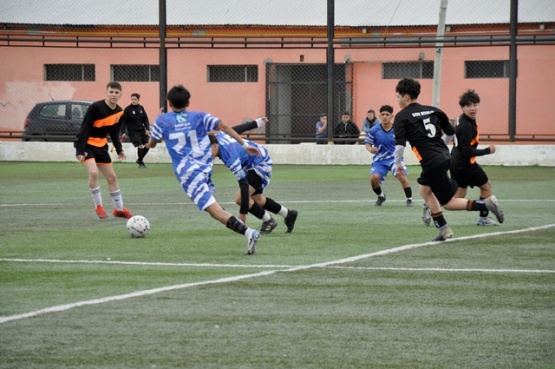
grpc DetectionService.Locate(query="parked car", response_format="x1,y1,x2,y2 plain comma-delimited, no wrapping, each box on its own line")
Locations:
22,100,92,141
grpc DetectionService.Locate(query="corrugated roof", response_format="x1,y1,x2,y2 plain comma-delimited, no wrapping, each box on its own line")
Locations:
0,0,553,27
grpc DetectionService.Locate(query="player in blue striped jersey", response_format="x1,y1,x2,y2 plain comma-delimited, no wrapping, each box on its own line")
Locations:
209,122,298,234
145,84,262,255
364,105,413,207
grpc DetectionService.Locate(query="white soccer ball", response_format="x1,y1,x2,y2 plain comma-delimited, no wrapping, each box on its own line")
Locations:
126,215,150,238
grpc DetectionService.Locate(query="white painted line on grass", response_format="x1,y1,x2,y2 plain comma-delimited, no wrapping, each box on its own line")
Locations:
331,266,555,273
1,223,554,325
0,258,294,269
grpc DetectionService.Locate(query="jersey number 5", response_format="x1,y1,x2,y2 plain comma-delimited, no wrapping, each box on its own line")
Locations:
422,117,436,138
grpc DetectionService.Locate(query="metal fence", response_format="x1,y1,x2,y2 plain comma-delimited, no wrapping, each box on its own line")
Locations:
1,0,554,143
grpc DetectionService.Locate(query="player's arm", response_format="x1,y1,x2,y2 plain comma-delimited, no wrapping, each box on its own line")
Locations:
394,144,405,170
144,131,159,149
109,118,125,155
217,121,260,156
437,110,455,136
232,117,267,135
393,117,407,173
119,109,128,138
143,107,150,131
145,136,158,149
74,105,95,161
364,133,376,153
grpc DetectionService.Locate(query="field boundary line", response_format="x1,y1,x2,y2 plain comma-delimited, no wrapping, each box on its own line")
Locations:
1,223,554,325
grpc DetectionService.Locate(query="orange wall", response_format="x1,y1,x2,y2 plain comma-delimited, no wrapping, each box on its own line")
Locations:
1,44,554,137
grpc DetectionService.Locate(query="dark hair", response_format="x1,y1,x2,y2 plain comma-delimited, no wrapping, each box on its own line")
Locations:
459,89,480,107
167,85,191,109
106,81,122,91
367,109,375,114
320,113,327,118
395,78,421,100
208,133,219,145
379,105,394,114
131,93,140,99
343,111,351,116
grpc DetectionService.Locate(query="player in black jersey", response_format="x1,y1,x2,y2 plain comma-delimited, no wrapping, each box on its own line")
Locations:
120,93,151,168
392,78,504,241
74,81,134,220
450,89,500,226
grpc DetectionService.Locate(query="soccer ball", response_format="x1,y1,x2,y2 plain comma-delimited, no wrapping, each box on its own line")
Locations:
126,215,150,238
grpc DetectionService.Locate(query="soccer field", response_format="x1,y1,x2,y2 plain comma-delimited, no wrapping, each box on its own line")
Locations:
1,162,554,369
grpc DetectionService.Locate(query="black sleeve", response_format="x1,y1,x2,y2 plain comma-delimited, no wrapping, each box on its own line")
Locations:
110,122,123,154
438,109,455,136
119,107,128,135
237,177,250,214
74,104,95,156
232,121,258,135
142,105,150,130
457,119,489,159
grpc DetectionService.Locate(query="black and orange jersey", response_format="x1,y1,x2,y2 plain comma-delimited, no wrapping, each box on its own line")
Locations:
451,113,490,166
393,102,454,170
74,100,123,156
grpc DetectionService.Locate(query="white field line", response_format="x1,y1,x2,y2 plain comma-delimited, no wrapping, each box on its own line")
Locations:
0,258,293,269
1,223,554,325
2,258,554,274
331,266,555,273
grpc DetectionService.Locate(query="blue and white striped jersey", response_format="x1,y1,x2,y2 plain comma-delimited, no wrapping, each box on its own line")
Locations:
150,110,221,210
364,124,399,165
214,132,273,190
151,110,220,177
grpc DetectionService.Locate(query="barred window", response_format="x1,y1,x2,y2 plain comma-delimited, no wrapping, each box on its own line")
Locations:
383,62,434,79
382,61,434,79
465,61,510,78
44,64,95,81
112,65,160,82
208,65,258,82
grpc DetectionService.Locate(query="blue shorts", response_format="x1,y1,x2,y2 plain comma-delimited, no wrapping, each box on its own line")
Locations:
370,161,408,185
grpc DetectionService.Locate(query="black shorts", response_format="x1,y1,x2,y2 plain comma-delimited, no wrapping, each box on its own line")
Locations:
450,162,488,189
127,131,149,147
417,159,458,206
83,144,112,164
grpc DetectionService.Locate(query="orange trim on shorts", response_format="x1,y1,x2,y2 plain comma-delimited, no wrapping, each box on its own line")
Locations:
412,146,422,162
